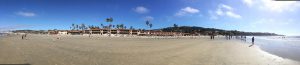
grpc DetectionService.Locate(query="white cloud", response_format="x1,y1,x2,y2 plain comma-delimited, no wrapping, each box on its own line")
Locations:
243,0,253,7
133,6,149,14
181,7,200,13
243,0,300,12
220,4,233,10
175,7,199,16
260,0,300,12
210,4,242,20
16,11,36,17
144,16,154,21
216,9,224,16
175,11,186,16
226,11,241,18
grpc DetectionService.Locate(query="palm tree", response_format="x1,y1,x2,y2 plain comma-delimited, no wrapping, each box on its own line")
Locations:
130,26,133,30
116,24,120,29
106,17,113,36
88,25,92,29
149,24,152,29
72,23,75,30
100,24,104,28
106,17,113,28
79,25,82,30
173,24,178,32
120,24,124,29
145,20,152,35
76,24,79,30
146,20,150,26
80,23,87,34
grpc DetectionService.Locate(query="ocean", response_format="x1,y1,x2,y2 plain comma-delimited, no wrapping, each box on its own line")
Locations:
243,36,300,61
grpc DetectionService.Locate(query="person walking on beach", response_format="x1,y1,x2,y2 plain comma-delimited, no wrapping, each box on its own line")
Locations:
240,36,243,40
21,34,27,40
244,36,247,41
209,32,213,40
21,35,24,40
251,36,255,44
24,33,27,37
89,33,91,38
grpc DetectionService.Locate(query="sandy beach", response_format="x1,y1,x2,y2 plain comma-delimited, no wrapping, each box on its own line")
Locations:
0,34,299,65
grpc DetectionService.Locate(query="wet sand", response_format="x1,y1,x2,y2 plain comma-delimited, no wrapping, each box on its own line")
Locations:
0,34,299,65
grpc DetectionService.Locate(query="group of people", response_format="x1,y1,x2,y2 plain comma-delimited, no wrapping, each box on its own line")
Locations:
208,32,216,40
21,34,27,40
240,36,247,41
240,36,255,47
210,35,215,40
225,35,234,40
240,36,255,44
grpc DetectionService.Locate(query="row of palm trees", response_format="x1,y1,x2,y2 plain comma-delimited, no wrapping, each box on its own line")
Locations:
70,17,155,31
70,23,88,30
145,20,153,30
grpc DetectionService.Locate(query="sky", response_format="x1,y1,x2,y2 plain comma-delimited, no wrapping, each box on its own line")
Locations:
0,0,300,35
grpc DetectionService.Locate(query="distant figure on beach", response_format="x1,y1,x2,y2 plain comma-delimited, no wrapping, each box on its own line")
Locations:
21,35,24,40
209,32,214,40
24,33,27,37
210,33,215,40
21,34,27,40
244,36,246,41
240,36,243,40
251,37,255,44
249,36,255,47
89,33,91,38
56,35,61,39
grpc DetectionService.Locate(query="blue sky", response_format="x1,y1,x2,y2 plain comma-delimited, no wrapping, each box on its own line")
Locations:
0,0,300,35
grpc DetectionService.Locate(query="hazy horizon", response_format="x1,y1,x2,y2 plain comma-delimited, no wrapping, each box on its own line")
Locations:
1,0,300,36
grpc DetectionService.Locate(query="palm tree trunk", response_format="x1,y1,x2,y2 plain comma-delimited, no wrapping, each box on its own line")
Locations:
109,22,112,37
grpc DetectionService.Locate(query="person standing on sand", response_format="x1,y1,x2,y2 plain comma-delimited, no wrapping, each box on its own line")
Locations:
212,32,215,40
251,36,255,44
21,35,24,40
240,36,243,40
89,33,91,38
24,33,27,39
244,36,246,41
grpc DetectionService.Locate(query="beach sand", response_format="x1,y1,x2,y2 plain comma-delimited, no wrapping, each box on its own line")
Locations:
0,34,299,65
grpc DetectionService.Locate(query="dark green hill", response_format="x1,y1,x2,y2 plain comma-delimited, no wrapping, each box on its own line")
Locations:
159,26,282,36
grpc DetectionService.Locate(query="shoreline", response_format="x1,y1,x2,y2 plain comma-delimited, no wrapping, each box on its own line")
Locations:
0,34,299,65
247,37,300,62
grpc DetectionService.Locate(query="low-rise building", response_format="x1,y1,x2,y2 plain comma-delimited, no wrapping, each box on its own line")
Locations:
58,30,68,35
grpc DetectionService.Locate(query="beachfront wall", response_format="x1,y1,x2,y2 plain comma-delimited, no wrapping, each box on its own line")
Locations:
68,30,82,35
48,29,187,36
150,31,183,36
90,29,102,34
86,28,141,35
58,31,68,35
118,29,130,34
